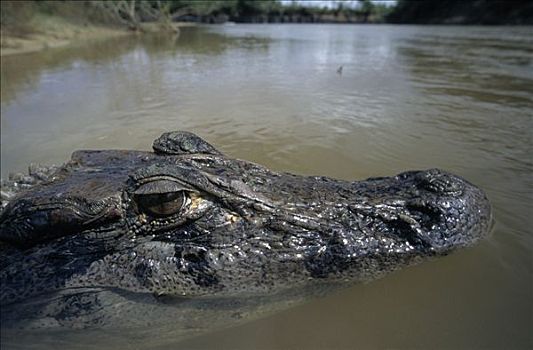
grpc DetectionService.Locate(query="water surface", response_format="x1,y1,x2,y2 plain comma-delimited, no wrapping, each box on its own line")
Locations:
1,24,532,349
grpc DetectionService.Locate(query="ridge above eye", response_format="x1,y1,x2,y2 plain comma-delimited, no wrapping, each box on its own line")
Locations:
133,179,189,195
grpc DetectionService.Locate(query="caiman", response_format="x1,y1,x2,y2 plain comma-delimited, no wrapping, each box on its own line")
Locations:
0,131,492,349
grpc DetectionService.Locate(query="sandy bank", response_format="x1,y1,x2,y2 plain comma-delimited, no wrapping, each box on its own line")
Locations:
0,14,194,57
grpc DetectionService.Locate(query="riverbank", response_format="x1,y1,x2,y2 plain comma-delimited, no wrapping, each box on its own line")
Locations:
1,14,123,57
0,13,192,57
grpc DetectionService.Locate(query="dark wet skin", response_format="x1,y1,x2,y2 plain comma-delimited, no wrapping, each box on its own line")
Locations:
0,131,492,345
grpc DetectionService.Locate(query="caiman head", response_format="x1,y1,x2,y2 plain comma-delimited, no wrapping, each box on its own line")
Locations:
0,131,491,328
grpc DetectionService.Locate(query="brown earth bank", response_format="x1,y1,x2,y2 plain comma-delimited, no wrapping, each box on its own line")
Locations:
1,15,192,57
0,0,196,57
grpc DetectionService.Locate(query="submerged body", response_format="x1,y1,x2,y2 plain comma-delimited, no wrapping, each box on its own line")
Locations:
0,132,491,348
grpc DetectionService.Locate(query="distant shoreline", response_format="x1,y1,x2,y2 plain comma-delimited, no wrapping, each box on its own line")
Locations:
3,18,531,57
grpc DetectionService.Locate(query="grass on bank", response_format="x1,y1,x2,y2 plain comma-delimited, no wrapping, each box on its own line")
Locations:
0,1,180,56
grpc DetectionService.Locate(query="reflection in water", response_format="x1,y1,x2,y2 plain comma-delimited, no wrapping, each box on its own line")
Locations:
1,37,139,105
1,24,532,349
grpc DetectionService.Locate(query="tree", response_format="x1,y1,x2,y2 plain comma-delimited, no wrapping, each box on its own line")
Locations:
359,0,373,22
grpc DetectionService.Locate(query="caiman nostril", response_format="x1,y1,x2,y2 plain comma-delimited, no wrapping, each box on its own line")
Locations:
418,170,464,196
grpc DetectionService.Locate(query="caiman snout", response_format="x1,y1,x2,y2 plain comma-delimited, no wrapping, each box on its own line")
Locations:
393,169,492,253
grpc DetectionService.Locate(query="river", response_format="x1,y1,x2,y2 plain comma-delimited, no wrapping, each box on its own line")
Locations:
1,24,532,349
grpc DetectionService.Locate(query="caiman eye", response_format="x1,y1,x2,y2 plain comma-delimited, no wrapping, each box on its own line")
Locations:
133,179,189,217
135,192,186,217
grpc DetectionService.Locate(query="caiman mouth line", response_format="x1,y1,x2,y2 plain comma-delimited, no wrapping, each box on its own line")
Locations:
2,201,114,221
0,200,121,248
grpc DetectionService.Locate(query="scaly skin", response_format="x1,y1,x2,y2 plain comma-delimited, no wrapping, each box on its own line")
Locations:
0,131,491,346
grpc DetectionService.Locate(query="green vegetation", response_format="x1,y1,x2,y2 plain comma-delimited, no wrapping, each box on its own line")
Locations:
1,0,393,34
3,0,529,41
386,0,533,25
165,0,392,23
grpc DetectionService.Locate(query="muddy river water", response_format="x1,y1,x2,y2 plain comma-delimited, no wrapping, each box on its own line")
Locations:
1,24,532,349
